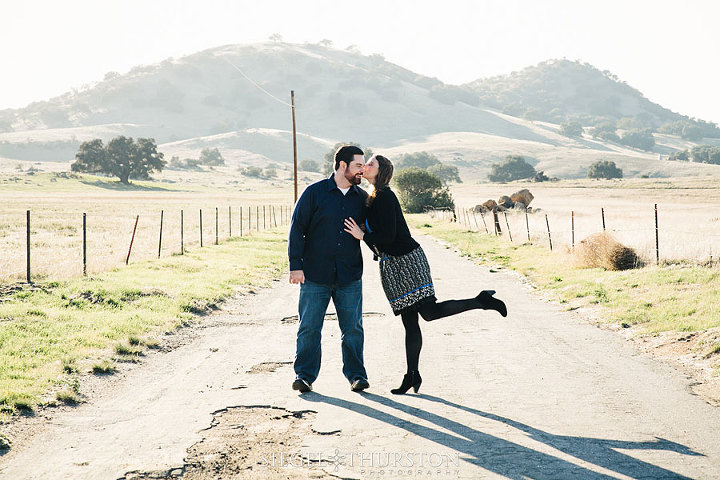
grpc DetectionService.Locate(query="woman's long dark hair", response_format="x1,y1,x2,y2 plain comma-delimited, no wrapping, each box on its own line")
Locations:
368,155,394,207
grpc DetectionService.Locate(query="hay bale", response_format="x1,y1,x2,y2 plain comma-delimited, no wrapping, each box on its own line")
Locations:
575,232,642,271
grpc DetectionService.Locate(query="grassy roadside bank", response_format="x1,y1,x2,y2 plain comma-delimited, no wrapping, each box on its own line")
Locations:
0,228,288,419
407,214,720,364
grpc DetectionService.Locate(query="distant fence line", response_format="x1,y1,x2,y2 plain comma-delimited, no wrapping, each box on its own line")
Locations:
1,204,292,284
430,204,720,266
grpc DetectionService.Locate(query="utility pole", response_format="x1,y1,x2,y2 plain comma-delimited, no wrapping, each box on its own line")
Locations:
291,90,298,203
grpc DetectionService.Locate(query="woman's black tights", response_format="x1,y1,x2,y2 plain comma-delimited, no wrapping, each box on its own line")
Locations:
400,298,480,372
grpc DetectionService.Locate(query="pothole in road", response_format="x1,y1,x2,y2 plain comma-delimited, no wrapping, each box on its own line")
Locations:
120,406,337,480
246,361,293,374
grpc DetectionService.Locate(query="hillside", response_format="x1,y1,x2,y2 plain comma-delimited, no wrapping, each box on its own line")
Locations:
1,43,719,179
464,59,720,136
0,42,544,149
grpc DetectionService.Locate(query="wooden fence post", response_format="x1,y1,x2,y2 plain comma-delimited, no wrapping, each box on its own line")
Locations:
525,209,531,243
239,206,243,237
479,210,489,234
655,204,659,265
471,210,480,232
83,212,87,276
215,207,219,245
229,206,232,238
571,210,575,252
200,209,203,247
503,211,513,242
126,215,139,265
180,209,184,255
545,214,553,251
602,207,606,231
26,210,31,283
158,210,164,258
493,209,501,235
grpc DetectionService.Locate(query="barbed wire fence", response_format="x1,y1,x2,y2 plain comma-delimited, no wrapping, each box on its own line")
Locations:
0,204,292,285
427,203,720,266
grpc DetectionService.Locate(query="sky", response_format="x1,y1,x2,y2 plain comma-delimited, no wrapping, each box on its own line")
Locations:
1,0,719,124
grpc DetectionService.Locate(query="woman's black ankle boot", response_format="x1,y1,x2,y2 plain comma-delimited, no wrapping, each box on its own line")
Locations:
391,371,422,395
476,290,507,317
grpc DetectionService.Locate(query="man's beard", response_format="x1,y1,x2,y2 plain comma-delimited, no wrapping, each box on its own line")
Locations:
345,171,362,185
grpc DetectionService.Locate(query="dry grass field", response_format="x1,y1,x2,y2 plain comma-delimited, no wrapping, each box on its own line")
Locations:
0,167,306,283
3,168,720,284
449,177,720,264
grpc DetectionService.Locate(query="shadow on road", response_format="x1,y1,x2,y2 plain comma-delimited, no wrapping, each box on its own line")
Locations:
303,391,700,479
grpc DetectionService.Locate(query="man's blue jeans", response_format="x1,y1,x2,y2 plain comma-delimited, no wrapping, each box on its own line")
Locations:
294,279,366,384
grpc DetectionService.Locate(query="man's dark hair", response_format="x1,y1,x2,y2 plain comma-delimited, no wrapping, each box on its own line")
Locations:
334,145,364,170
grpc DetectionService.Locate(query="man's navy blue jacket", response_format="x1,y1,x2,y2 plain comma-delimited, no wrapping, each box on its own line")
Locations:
288,176,368,286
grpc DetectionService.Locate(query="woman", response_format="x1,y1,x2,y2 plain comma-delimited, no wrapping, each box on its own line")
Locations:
344,155,507,395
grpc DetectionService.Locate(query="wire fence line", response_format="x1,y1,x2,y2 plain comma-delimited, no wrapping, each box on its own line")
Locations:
0,204,292,284
429,203,720,265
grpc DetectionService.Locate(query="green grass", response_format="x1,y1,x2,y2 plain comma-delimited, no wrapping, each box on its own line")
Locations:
407,214,719,336
91,359,117,375
0,228,288,417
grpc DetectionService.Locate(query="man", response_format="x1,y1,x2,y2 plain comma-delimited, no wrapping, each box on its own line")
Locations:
288,145,370,393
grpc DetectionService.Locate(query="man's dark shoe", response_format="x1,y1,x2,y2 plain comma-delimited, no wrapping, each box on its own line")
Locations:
351,378,370,392
292,378,312,393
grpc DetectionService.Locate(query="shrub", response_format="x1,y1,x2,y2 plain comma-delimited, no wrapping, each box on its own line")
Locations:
690,145,720,164
299,159,320,172
619,129,655,151
199,147,224,166
488,156,536,182
394,168,455,213
241,166,263,177
574,232,642,270
427,163,461,183
395,151,441,170
587,160,623,179
669,150,689,161
560,121,583,138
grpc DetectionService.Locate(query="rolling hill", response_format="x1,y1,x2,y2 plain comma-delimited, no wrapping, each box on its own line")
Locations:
1,42,718,179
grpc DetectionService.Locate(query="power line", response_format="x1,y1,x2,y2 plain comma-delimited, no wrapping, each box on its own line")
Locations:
220,56,293,108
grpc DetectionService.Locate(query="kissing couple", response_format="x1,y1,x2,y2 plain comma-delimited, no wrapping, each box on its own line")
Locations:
288,145,507,394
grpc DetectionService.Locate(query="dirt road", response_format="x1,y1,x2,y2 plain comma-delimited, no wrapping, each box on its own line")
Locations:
1,234,719,479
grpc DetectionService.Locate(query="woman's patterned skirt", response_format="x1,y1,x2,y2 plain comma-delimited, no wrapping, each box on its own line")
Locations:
378,246,436,315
